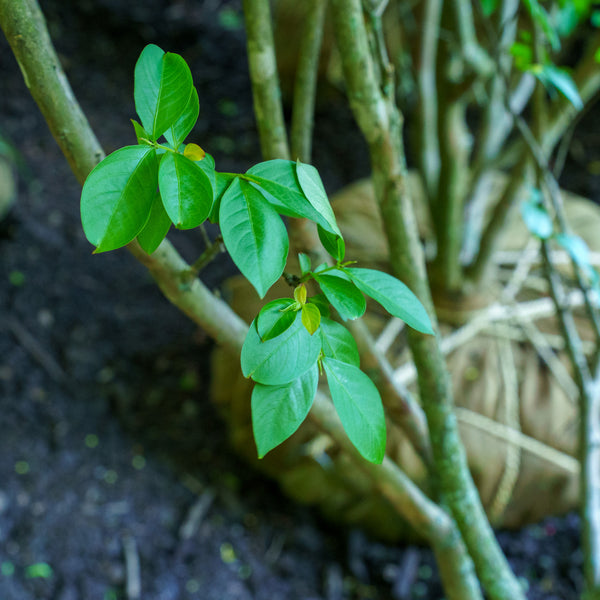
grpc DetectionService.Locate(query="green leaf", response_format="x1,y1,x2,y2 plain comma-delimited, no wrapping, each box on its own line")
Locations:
556,2,580,37
345,268,434,334
81,145,158,252
301,302,321,335
480,0,498,16
251,364,318,458
134,44,194,140
318,226,345,262
308,293,330,318
131,119,151,145
137,191,171,253
164,87,200,149
534,64,583,110
299,253,311,276
323,357,386,464
220,178,289,298
209,171,236,223
296,160,341,236
158,152,213,229
256,298,297,341
522,0,560,51
555,233,593,274
520,198,553,239
241,311,322,385
510,41,533,71
246,160,337,233
315,273,366,321
319,318,360,367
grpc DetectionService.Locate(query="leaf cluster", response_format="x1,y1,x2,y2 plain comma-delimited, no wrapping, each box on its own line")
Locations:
79,44,435,465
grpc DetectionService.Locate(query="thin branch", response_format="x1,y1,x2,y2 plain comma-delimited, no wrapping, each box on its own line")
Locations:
450,0,494,77
415,0,442,202
242,0,290,160
290,0,328,163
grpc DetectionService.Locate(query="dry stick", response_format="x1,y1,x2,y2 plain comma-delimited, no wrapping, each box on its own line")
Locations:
329,1,525,599
289,0,328,163
0,3,476,596
242,0,290,161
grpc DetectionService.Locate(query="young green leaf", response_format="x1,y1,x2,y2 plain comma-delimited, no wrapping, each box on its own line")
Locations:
137,191,171,254
220,178,289,298
315,273,366,321
323,357,386,464
134,44,194,140
241,311,321,385
345,268,434,335
131,119,150,145
164,87,200,149
318,225,345,262
256,298,297,341
299,253,311,276
533,64,583,110
251,364,319,458
319,318,360,367
301,302,321,335
520,198,553,239
555,233,593,277
296,160,341,236
81,145,158,252
158,152,213,229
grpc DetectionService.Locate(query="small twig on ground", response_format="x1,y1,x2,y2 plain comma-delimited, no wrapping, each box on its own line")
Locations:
5,317,67,384
178,488,216,541
122,534,141,600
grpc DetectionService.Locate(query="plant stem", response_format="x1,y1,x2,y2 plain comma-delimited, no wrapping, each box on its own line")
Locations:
290,0,328,163
242,0,290,161
415,0,442,202
309,393,483,600
329,1,525,598
0,0,103,184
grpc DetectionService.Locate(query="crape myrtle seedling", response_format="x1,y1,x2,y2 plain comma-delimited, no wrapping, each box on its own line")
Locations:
80,44,434,465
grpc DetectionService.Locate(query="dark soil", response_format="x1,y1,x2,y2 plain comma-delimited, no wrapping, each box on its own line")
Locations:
0,2,596,599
